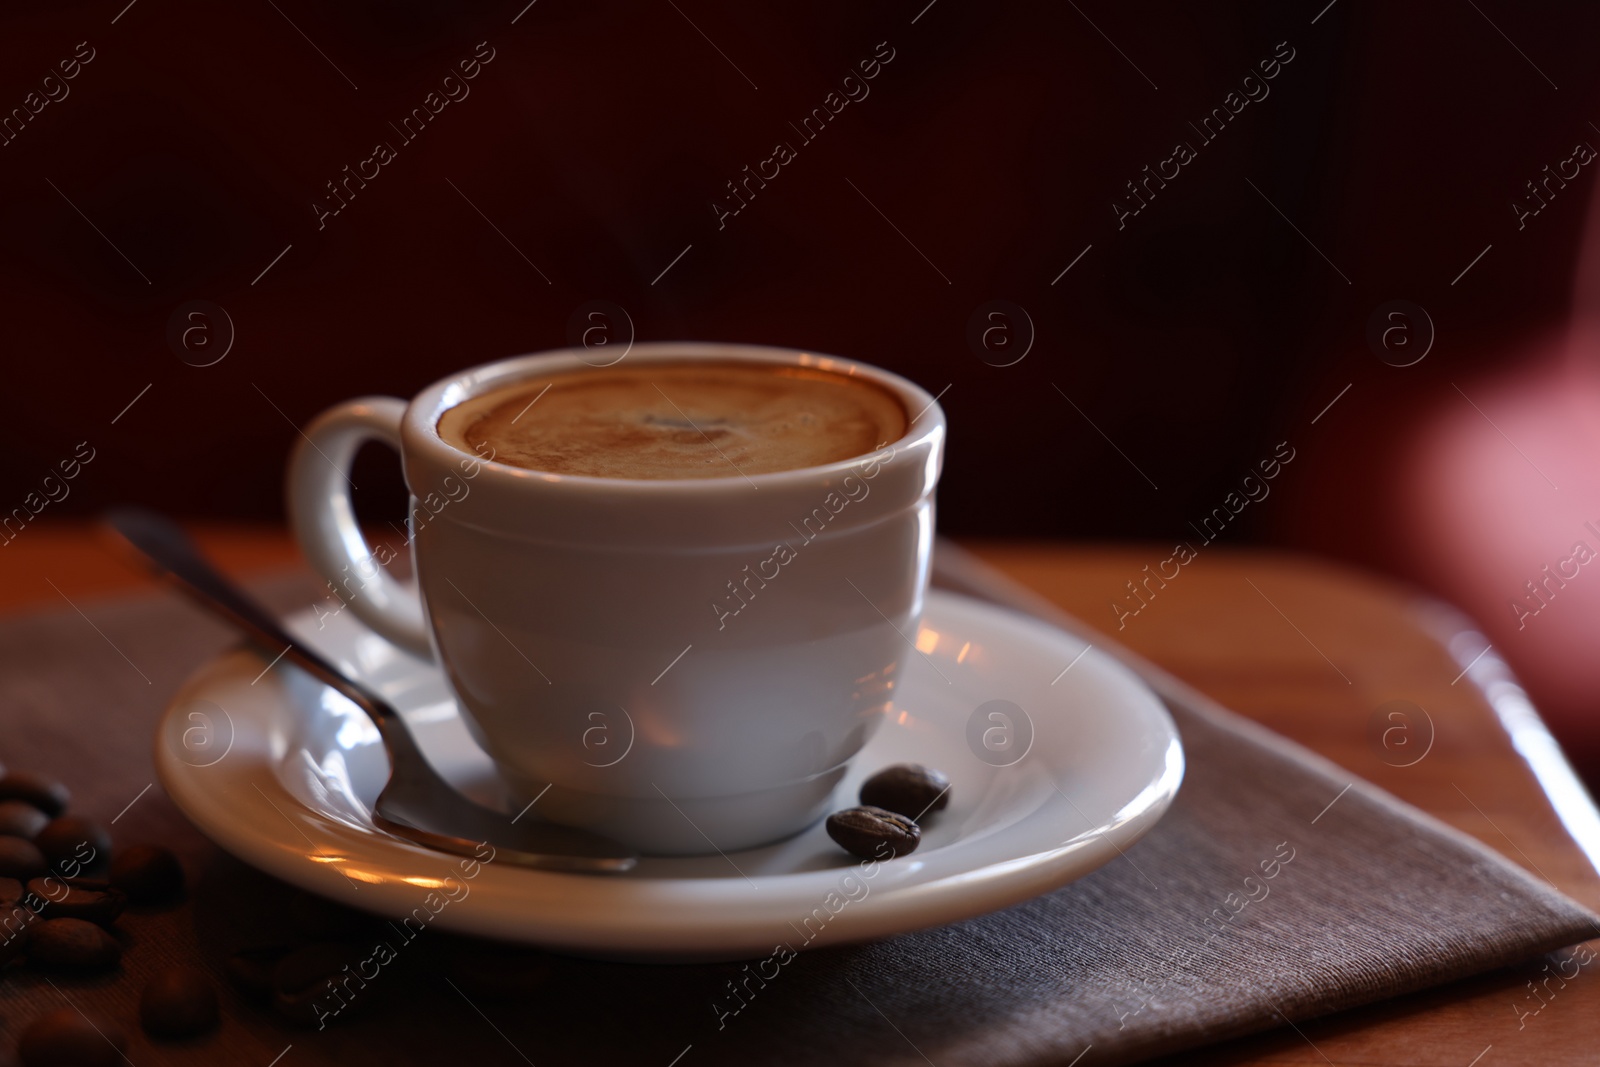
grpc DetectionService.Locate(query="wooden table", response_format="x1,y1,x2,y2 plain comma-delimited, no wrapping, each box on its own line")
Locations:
5,525,1597,1065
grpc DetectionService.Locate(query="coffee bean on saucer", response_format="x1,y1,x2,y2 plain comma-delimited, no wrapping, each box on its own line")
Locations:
225,945,290,1001
273,942,366,1027
26,878,126,925
141,967,220,1038
33,816,111,869
109,843,184,904
0,801,49,840
859,763,951,819
27,917,121,972
0,774,69,818
0,836,47,880
18,1005,126,1067
825,806,921,858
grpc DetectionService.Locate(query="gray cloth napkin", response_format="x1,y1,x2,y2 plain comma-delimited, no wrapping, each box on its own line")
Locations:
0,561,1594,1067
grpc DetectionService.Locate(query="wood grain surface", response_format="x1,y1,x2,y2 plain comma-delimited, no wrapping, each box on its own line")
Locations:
965,542,1600,1067
2,525,1596,1065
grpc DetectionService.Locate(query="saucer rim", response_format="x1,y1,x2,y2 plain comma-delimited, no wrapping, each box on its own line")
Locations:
155,590,1184,957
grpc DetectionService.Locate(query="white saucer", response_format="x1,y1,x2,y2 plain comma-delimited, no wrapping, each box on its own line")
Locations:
156,590,1183,960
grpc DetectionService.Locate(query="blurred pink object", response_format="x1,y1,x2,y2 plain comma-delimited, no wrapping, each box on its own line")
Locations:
1288,186,1600,774
1395,328,1600,762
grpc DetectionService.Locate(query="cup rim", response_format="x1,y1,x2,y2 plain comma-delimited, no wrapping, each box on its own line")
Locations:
403,342,945,493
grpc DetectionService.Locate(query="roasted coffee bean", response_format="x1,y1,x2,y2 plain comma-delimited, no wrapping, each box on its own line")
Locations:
26,878,126,925
141,967,220,1038
825,805,921,858
443,947,555,1002
0,801,48,840
18,1005,126,1067
0,774,69,818
859,763,951,819
273,942,366,1027
289,889,377,940
33,816,111,870
0,835,47,880
0,875,22,907
109,843,184,903
0,906,36,965
226,945,291,1001
27,917,120,972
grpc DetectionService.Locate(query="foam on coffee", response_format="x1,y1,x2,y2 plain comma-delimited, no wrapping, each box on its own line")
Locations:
437,360,908,480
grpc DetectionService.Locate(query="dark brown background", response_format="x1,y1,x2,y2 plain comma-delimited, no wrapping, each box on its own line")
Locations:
6,2,1600,753
3,0,1594,530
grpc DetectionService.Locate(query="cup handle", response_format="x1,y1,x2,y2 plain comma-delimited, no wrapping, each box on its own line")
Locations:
285,397,435,660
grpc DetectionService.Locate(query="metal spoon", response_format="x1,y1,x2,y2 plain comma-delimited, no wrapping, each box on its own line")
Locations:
107,508,637,874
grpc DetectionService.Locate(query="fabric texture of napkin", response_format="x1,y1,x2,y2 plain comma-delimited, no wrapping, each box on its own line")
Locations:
0,556,1594,1067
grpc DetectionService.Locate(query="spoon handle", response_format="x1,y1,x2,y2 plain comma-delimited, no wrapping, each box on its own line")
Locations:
108,508,638,873
105,508,398,726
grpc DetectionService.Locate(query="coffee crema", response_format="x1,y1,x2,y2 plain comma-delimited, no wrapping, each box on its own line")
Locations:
437,360,908,480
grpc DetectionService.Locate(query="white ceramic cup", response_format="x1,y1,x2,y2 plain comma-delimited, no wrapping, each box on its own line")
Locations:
286,343,945,855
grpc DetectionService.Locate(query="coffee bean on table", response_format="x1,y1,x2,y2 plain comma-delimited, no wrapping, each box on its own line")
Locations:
0,907,36,966
226,945,290,1000
825,805,922,858
0,836,47,880
859,763,951,819
18,1005,127,1067
33,816,111,869
289,889,376,940
443,947,555,1002
0,873,31,938
109,843,184,904
27,917,121,972
0,774,69,818
141,967,220,1038
273,942,366,1026
26,878,127,925
0,801,49,840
